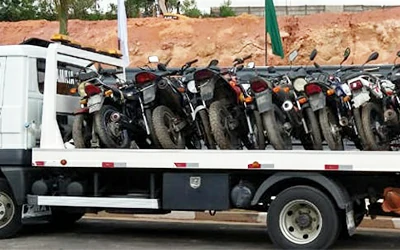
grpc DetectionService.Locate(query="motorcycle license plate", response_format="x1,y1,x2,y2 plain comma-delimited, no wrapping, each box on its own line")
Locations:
309,92,326,111
88,94,104,113
142,84,157,104
200,81,215,101
352,90,370,108
255,90,272,113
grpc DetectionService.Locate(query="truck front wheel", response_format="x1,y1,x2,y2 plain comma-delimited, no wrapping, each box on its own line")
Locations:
0,179,22,239
267,185,339,249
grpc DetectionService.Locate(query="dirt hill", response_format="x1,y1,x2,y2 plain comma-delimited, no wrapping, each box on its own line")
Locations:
1,7,400,67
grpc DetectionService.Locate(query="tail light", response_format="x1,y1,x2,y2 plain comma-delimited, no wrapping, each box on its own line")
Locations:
350,80,363,90
135,72,157,84
250,80,268,93
305,84,322,95
194,69,214,82
84,84,101,96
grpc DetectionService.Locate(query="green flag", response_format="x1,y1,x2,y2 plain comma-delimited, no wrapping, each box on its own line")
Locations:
265,0,284,58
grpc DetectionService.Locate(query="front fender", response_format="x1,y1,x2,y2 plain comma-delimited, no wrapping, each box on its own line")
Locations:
192,105,207,120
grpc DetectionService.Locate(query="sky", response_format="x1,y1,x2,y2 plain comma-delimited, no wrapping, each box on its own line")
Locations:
100,0,399,13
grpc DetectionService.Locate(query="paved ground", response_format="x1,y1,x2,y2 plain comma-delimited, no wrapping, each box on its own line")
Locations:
2,218,400,249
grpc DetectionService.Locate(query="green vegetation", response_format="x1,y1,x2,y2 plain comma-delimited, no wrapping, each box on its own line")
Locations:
219,0,235,17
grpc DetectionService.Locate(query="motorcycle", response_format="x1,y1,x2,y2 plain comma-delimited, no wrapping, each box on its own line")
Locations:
344,52,391,150
281,50,323,150
193,55,259,149
135,56,202,149
71,65,132,149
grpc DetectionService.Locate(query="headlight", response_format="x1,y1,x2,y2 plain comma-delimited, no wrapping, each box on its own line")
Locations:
293,78,308,92
187,80,197,94
78,82,87,97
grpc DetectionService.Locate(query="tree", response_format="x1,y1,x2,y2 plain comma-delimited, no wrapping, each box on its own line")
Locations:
181,0,201,18
219,0,235,17
0,0,38,21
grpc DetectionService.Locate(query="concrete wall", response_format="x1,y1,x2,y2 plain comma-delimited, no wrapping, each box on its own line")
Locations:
210,5,399,17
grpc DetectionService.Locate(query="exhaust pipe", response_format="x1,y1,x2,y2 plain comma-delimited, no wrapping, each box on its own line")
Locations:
384,109,399,126
339,117,349,127
110,112,122,122
282,101,293,112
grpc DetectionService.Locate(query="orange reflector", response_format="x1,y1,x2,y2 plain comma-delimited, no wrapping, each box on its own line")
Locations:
178,87,186,93
273,86,281,93
283,87,290,93
343,96,351,102
248,161,261,169
244,96,253,103
60,159,67,166
104,90,113,97
298,97,307,104
327,89,335,96
69,88,77,94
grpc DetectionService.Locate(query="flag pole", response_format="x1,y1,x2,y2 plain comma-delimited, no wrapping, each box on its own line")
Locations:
264,0,268,66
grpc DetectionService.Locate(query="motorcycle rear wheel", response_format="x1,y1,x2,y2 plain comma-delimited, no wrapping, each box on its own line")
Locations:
209,100,241,149
319,107,344,150
197,109,216,149
263,105,292,150
301,107,323,150
361,102,390,151
152,105,186,149
251,110,266,150
94,105,131,149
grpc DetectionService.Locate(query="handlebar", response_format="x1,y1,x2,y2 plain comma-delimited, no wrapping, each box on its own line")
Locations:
233,54,253,65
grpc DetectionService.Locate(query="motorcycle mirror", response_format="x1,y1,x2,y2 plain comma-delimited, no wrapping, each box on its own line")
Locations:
365,51,379,64
148,55,159,63
164,58,172,66
309,49,317,61
340,47,351,66
237,65,244,71
288,50,298,63
247,62,255,69
208,59,219,67
157,63,168,71
397,50,400,58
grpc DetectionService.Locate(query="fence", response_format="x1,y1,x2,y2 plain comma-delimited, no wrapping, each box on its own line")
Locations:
210,5,400,17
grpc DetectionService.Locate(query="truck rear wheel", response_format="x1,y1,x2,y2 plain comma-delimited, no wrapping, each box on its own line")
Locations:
267,185,339,249
0,179,22,239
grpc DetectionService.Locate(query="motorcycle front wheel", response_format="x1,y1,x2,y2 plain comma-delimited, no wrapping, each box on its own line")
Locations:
94,105,131,149
361,102,390,151
72,113,93,148
209,100,241,149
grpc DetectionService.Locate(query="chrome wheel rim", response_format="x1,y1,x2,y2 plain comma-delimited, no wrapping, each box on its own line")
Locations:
279,199,322,245
0,192,15,229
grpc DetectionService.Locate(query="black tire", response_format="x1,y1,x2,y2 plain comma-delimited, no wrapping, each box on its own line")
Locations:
361,102,390,151
263,105,292,150
72,114,92,148
145,109,161,149
267,185,340,249
209,100,241,149
0,179,22,239
152,105,186,149
251,110,266,149
301,107,323,150
353,107,368,150
49,209,84,227
319,107,344,150
94,105,131,148
197,109,216,149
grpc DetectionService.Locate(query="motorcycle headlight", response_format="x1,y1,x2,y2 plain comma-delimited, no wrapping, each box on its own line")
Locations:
78,82,87,97
293,78,308,92
187,80,197,94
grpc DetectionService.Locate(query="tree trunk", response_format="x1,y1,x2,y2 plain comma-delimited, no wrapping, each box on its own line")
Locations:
58,0,69,35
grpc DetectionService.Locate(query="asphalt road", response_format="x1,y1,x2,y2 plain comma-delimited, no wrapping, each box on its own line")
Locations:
3,218,400,249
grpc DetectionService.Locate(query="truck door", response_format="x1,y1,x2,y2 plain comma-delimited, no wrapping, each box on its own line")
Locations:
0,57,6,147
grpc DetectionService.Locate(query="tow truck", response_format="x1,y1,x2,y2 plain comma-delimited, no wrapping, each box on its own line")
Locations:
1,35,400,249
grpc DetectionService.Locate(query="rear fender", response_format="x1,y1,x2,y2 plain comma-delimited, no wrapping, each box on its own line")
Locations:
74,107,89,115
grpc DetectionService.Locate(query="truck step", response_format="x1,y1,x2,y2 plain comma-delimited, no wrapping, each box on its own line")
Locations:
27,195,159,209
